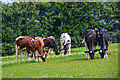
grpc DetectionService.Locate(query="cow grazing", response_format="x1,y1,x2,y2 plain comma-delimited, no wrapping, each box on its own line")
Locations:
60,33,71,55
34,37,47,62
84,29,97,59
97,29,109,59
47,36,56,55
43,38,60,57
15,36,35,61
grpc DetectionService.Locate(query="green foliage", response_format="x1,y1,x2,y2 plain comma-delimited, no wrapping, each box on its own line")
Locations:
2,43,15,56
2,2,120,55
108,30,120,43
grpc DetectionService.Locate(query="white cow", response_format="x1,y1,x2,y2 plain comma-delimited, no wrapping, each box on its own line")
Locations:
60,33,71,56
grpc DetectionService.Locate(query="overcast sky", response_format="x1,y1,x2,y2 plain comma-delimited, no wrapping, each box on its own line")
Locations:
1,0,13,4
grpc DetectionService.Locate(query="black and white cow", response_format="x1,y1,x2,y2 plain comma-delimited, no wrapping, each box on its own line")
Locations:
60,33,71,55
97,29,109,59
43,38,60,56
84,29,97,59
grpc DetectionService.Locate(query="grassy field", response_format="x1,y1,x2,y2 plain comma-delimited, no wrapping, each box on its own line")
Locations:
2,43,119,78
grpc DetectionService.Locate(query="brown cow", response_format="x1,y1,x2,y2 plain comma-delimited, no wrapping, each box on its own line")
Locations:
34,37,46,62
15,36,36,61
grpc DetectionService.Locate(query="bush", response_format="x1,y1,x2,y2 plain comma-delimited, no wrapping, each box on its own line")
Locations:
2,43,15,56
108,30,120,43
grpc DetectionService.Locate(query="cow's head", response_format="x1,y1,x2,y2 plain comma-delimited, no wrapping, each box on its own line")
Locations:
40,53,47,62
99,50,105,59
89,50,94,59
55,49,60,55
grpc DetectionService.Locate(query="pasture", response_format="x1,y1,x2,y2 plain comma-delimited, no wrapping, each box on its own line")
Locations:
2,43,119,78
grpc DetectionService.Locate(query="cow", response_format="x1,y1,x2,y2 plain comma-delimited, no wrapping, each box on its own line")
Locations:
34,37,47,62
84,29,97,59
60,33,71,56
43,38,60,57
97,29,109,59
15,36,35,61
47,36,56,55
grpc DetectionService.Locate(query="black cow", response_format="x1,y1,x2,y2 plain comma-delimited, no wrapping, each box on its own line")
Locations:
43,38,60,55
85,29,97,59
97,29,109,59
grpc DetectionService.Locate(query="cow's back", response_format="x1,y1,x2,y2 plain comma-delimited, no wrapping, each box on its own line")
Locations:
15,36,34,49
60,33,71,45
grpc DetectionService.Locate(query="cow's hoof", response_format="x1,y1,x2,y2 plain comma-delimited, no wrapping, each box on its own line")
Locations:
105,55,108,58
85,55,87,59
36,60,38,62
36,59,38,62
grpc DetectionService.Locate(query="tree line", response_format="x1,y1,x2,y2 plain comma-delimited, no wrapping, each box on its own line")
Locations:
1,2,120,56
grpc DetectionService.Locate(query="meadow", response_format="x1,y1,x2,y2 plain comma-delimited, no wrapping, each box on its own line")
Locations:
2,43,119,78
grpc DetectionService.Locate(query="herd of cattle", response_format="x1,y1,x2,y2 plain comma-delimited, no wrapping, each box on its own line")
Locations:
15,29,109,62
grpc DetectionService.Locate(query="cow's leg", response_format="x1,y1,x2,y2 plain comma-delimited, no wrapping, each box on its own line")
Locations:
51,48,53,54
61,43,64,56
105,45,108,58
88,54,90,60
93,46,96,59
85,42,88,59
68,44,71,55
28,52,31,61
15,45,18,61
29,51,32,61
105,50,108,58
48,48,50,58
35,51,39,62
39,53,42,62
25,51,28,61
26,48,31,61
20,50,24,61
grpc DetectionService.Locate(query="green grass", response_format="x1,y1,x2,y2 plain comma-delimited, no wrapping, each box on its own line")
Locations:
2,43,119,78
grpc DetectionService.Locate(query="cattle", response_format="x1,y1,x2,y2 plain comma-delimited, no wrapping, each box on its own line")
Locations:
47,36,56,55
15,36,35,61
43,38,60,57
34,37,47,62
60,33,71,55
97,29,109,59
84,29,97,59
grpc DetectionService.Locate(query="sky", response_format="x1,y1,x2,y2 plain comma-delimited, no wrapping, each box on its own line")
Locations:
1,0,13,4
